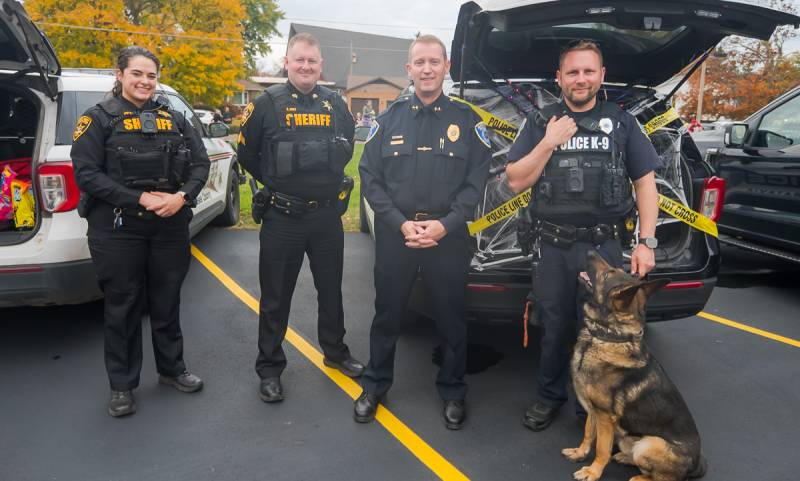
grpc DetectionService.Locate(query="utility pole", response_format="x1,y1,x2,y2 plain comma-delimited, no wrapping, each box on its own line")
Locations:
696,60,707,122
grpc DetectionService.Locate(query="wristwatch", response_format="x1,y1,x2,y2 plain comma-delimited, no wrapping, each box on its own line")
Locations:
638,237,658,249
177,191,188,204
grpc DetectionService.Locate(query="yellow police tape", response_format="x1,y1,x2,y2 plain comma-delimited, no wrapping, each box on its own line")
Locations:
643,107,681,136
657,193,718,237
468,188,531,235
449,96,519,142
449,97,717,238
468,191,718,238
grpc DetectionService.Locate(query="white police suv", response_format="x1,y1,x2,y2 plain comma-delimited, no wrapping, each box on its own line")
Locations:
0,0,240,307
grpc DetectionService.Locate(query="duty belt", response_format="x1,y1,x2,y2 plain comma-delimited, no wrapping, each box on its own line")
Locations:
539,220,620,248
270,191,335,217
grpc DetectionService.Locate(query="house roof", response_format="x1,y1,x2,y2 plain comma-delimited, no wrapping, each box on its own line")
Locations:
288,23,412,90
346,75,408,91
237,78,266,91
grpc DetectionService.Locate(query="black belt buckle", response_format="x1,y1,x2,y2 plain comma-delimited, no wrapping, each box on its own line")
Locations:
414,212,429,221
306,200,318,212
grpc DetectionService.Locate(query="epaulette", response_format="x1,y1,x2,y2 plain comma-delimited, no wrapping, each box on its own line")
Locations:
448,96,473,111
97,97,125,117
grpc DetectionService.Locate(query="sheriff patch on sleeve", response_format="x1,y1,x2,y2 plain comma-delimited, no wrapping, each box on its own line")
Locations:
241,102,255,126
475,121,491,148
73,115,92,142
366,121,380,143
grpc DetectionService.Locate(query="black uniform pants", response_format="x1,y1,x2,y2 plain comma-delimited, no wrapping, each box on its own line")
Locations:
361,219,471,401
87,203,192,391
255,206,350,379
532,238,623,409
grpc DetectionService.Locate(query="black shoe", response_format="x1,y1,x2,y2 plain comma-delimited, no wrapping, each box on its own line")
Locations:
353,392,381,423
108,390,136,417
259,377,284,403
323,356,365,378
523,402,559,431
443,400,466,430
159,370,204,393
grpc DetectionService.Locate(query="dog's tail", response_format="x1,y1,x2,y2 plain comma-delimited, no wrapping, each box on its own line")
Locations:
688,453,708,479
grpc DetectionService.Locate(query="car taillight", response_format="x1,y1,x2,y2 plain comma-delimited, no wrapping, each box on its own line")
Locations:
700,176,726,222
38,162,80,213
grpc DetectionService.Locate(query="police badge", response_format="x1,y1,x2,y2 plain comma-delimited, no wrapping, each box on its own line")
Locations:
599,118,614,135
447,124,460,142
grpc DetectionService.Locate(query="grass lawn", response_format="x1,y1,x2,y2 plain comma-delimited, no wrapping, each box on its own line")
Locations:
236,143,365,231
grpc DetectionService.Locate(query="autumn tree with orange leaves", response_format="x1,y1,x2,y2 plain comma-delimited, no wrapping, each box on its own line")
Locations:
677,0,800,121
27,0,282,106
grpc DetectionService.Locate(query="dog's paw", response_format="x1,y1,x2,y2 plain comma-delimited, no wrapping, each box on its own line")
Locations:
612,452,635,465
573,466,601,481
562,447,589,462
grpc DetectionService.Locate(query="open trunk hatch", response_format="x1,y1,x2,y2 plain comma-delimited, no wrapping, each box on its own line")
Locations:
452,0,800,86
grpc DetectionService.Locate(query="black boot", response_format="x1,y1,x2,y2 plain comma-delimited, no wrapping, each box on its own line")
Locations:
443,400,466,430
159,371,204,393
259,377,284,403
353,392,381,423
108,390,136,417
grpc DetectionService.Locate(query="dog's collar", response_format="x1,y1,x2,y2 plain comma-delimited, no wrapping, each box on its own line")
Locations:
584,318,643,343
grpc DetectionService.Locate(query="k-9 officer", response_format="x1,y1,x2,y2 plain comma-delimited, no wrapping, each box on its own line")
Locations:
71,46,209,417
506,40,661,431
355,35,491,430
237,33,364,403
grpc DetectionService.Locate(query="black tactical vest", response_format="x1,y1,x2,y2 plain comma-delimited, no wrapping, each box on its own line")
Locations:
99,98,189,191
529,101,634,225
261,84,352,180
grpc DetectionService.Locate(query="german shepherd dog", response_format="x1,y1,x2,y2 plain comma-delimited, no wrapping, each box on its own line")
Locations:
562,251,707,481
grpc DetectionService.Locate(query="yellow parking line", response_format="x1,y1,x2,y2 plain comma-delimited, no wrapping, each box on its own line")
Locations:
190,244,470,481
698,311,800,349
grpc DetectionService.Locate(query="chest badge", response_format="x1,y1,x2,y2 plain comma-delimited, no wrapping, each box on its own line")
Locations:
599,118,614,135
447,124,460,142
322,100,332,112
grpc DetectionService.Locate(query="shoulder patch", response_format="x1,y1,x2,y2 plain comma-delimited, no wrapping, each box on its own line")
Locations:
73,115,92,142
241,102,255,126
474,121,491,148
366,121,380,143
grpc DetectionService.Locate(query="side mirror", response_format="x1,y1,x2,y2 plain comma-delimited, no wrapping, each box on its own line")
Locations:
724,123,748,148
208,122,230,138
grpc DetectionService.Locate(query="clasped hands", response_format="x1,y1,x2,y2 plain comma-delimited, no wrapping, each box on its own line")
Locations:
401,220,446,249
139,191,186,218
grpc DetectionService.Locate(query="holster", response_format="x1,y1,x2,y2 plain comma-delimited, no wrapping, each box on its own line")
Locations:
337,176,354,216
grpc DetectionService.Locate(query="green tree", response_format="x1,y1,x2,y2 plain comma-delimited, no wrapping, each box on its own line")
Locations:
241,0,284,72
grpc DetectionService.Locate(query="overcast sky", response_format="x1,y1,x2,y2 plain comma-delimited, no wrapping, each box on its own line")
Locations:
259,0,800,71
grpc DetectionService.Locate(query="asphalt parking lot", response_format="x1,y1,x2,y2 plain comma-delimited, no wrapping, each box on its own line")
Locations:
1,229,798,481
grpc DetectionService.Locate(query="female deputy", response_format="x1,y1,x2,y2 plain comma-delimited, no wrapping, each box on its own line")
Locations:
71,46,210,417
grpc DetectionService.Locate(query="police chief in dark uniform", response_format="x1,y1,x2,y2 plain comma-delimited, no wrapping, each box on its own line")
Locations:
71,46,209,417
354,35,491,430
506,40,661,431
237,33,364,403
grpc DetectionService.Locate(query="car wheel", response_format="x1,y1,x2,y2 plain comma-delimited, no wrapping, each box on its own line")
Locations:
212,164,241,227
359,192,370,233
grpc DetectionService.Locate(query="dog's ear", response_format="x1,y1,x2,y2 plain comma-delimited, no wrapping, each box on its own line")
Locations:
639,278,671,299
610,284,640,310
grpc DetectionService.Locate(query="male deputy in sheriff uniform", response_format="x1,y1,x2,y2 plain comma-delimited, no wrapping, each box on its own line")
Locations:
506,40,661,431
237,33,364,403
354,34,491,430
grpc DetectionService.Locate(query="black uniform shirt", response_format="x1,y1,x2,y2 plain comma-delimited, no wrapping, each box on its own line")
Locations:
71,96,210,208
359,93,492,234
507,100,662,181
237,82,355,200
